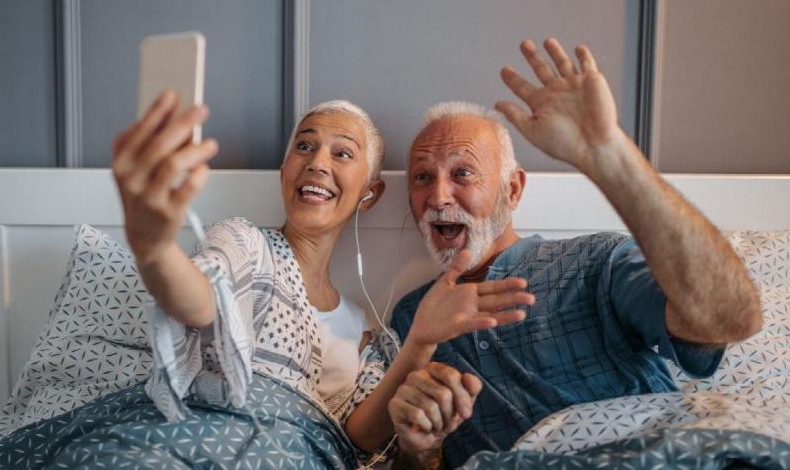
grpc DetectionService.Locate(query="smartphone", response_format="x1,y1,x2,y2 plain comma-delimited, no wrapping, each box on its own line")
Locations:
137,31,205,144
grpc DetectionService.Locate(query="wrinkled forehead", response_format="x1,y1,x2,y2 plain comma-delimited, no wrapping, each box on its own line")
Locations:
296,111,366,150
409,116,500,169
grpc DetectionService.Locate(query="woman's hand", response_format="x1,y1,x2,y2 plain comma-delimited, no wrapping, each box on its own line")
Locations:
112,90,218,266
408,250,535,347
389,363,482,459
495,38,625,172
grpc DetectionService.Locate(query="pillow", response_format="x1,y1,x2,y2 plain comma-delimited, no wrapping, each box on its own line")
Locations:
726,229,790,288
0,225,152,437
669,229,790,395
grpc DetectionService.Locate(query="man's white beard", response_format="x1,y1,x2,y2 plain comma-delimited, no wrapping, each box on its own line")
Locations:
418,191,511,272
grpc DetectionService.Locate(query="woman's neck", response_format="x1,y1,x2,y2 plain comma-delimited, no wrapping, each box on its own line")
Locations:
281,222,342,311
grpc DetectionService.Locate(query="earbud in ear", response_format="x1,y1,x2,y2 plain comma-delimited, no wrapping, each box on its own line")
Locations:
361,190,374,202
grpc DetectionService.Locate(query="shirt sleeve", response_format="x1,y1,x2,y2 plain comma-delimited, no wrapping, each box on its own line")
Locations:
607,237,725,379
146,217,270,421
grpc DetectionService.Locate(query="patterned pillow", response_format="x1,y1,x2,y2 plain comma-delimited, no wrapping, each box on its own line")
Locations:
0,224,152,437
727,229,790,289
669,229,790,394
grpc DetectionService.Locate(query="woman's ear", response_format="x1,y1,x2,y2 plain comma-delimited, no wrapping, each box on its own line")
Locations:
360,178,386,211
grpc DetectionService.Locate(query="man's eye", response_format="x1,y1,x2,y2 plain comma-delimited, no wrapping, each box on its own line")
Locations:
414,172,432,182
296,141,312,151
336,149,353,159
455,168,473,178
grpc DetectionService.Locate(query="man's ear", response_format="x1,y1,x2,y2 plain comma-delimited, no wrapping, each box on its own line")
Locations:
360,178,386,211
508,168,526,209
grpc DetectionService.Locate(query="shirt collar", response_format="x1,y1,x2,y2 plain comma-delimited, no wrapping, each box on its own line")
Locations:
484,234,544,280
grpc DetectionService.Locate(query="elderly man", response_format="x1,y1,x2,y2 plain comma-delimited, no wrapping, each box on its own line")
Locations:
386,38,762,469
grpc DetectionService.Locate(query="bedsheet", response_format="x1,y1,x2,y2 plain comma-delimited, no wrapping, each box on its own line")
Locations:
0,374,357,470
460,390,790,469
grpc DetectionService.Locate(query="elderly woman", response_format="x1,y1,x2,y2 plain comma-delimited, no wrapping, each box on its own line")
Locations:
0,92,531,468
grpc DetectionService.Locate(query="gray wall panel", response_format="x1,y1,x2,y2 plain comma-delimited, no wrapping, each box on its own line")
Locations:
0,0,57,168
656,0,790,174
80,0,284,168
309,0,640,171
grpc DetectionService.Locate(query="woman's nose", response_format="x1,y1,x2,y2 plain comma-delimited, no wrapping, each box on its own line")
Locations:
306,147,331,175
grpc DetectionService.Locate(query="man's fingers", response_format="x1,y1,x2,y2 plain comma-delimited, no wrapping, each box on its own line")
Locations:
398,385,444,432
575,44,598,73
443,249,472,288
477,277,527,295
494,101,535,140
148,139,218,199
489,309,527,327
461,373,483,398
500,66,537,105
114,90,178,177
411,374,456,429
544,38,578,78
426,363,474,420
520,39,556,85
478,291,535,312
457,317,497,336
170,163,210,209
390,397,433,433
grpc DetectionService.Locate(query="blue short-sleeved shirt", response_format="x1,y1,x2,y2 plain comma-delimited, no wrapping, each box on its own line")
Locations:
390,233,725,468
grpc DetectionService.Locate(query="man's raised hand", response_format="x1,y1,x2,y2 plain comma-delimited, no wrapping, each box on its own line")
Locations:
495,38,625,172
408,249,534,347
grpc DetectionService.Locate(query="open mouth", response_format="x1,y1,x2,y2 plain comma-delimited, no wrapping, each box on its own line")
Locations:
432,222,467,241
299,184,337,202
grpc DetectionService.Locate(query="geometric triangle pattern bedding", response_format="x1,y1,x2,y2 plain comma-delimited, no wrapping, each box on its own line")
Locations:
0,375,357,470
668,230,790,395
1,224,789,454
0,224,153,437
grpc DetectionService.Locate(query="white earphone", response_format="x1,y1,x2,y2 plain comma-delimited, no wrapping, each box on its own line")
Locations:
360,190,374,203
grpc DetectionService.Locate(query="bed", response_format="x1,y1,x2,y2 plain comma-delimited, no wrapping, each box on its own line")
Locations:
0,169,788,468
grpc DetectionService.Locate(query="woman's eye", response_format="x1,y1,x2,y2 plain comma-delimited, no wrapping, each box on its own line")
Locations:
295,141,312,152
336,149,353,159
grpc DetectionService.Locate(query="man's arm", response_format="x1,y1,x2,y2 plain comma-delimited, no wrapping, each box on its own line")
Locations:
496,38,761,344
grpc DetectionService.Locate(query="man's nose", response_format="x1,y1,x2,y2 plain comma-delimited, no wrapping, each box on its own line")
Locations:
427,176,455,209
306,146,331,175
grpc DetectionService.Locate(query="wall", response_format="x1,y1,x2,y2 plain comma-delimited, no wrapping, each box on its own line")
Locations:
0,0,57,167
653,0,790,173
309,0,641,172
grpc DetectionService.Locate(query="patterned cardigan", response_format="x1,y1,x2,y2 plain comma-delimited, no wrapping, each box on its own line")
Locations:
145,217,393,432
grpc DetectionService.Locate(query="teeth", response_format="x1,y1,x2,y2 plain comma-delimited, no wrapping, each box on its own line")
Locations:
300,185,335,199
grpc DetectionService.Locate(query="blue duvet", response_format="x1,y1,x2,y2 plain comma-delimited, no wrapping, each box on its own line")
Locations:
0,375,357,469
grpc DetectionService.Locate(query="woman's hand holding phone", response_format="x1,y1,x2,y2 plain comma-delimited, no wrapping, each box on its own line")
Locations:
112,90,218,266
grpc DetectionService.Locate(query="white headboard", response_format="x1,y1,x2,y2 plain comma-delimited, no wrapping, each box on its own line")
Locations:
1,168,789,405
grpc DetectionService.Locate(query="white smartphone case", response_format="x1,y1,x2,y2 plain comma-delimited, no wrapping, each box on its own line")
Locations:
137,31,205,143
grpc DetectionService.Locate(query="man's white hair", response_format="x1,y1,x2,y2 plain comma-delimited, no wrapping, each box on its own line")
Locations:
284,100,385,179
421,101,518,181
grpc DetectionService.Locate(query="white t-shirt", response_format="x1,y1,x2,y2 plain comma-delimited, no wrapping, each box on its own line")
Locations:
315,295,370,402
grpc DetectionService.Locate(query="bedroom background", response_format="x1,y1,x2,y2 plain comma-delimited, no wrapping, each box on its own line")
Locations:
0,0,788,409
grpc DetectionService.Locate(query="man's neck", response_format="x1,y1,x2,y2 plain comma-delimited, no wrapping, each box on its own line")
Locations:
462,225,520,282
